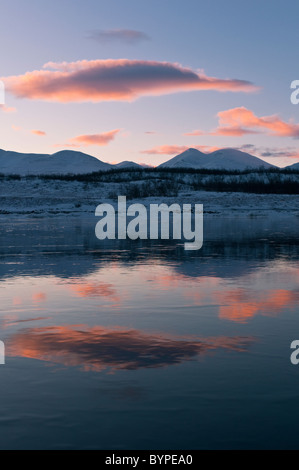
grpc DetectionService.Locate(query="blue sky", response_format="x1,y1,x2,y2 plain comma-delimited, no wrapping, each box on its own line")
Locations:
1,0,299,166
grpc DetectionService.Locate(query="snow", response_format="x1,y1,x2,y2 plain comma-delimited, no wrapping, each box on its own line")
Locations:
0,147,298,218
159,148,276,170
0,177,299,218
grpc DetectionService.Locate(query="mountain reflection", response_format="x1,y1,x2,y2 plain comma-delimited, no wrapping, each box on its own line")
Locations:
1,216,299,282
7,325,254,372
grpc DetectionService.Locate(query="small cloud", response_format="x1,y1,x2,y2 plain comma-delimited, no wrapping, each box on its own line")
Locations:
141,144,219,155
211,126,259,137
238,144,299,160
238,144,255,150
215,107,299,137
88,29,150,45
141,145,189,155
67,129,120,147
12,125,46,136
186,107,299,138
0,104,16,113
184,129,205,136
12,124,22,131
31,129,46,136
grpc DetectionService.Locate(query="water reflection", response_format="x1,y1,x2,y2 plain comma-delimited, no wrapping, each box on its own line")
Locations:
0,216,298,329
7,325,254,372
0,216,298,282
0,215,299,449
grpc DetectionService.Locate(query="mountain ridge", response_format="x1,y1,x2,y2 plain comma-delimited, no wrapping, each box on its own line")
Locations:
0,147,296,175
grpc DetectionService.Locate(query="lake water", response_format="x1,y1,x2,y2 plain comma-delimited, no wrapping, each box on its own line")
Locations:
0,214,299,449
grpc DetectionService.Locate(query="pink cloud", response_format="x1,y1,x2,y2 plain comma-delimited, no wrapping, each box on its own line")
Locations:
68,129,120,147
186,107,299,138
141,144,219,155
216,107,299,137
2,60,258,103
141,145,190,155
12,124,22,131
31,129,46,136
0,104,16,113
184,129,205,136
211,126,258,136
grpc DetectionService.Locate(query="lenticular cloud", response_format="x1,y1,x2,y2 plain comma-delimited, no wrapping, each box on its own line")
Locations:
2,59,258,103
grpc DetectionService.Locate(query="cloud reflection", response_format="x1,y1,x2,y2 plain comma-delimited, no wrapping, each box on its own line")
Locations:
69,282,122,305
218,288,299,323
8,325,254,372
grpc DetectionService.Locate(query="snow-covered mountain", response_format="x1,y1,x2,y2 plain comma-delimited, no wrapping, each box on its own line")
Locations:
158,148,207,169
285,162,299,170
0,149,112,175
158,148,276,170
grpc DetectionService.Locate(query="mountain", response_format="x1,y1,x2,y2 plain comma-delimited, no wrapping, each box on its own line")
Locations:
158,148,276,170
114,161,142,169
0,149,112,175
285,162,299,170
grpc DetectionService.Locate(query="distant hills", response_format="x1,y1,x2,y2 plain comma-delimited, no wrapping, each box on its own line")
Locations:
0,149,147,175
0,147,298,175
0,149,112,175
158,148,276,170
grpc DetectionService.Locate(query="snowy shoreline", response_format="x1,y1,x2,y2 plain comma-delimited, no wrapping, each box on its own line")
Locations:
0,177,299,218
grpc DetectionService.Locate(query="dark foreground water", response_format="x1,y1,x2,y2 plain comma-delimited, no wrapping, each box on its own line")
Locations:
0,214,299,449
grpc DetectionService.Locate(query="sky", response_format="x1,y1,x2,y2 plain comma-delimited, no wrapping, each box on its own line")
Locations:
1,0,299,167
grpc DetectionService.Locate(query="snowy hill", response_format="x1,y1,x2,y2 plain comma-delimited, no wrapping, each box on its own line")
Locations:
159,148,276,170
0,149,112,175
114,161,142,169
285,162,299,170
158,148,207,169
